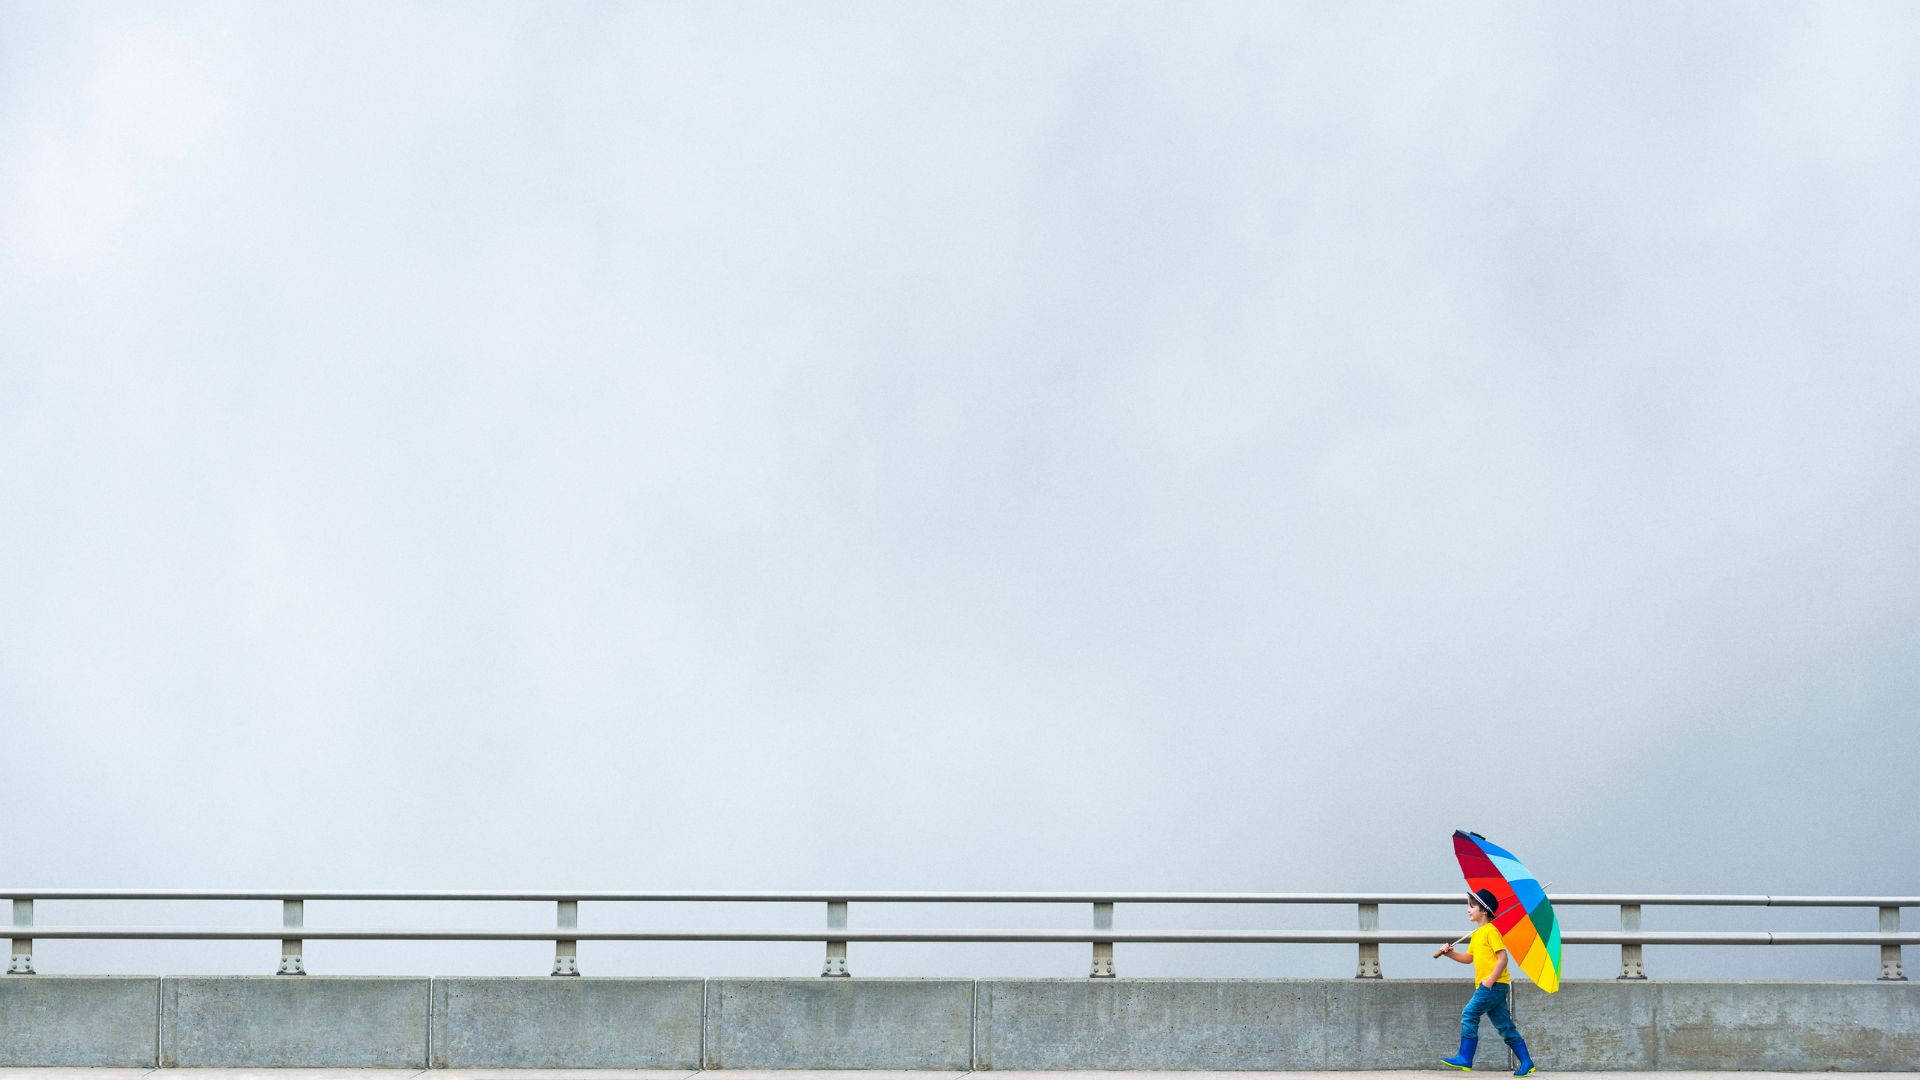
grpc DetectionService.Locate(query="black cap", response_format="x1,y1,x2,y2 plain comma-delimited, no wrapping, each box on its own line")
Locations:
1471,889,1500,917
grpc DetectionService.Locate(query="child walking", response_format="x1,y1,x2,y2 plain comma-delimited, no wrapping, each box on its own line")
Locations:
1438,888,1536,1075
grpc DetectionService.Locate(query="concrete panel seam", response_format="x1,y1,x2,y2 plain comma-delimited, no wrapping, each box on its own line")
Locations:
974,979,988,1069
158,976,172,1068
1651,972,1666,1060
699,977,709,1069
968,978,977,1071
153,975,162,1069
423,976,433,1070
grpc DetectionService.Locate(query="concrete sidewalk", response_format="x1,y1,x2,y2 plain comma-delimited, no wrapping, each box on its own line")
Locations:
7,1060,1912,1068
1,1072,1914,1079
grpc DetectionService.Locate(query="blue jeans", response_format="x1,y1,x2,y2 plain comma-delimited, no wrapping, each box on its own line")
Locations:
1460,983,1522,1040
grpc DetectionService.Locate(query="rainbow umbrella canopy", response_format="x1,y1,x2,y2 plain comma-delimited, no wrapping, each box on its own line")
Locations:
1453,830,1561,992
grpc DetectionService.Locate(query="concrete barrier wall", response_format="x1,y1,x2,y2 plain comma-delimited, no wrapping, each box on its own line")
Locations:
705,978,974,1070
0,975,159,1067
973,980,1663,1070
1510,979,1659,1071
971,979,1666,1070
975,980,1917,1071
976,978,1330,1070
161,976,429,1067
432,977,703,1069
1653,981,1920,1071
1,975,1913,1070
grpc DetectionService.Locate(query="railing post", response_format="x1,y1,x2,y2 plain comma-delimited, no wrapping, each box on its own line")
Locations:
8,899,33,974
1618,903,1644,979
552,899,580,976
277,899,305,975
1881,906,1906,981
822,900,849,977
1090,902,1115,978
1356,902,1381,978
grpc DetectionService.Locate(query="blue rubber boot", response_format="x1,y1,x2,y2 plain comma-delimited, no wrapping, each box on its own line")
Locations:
1506,1037,1536,1076
1442,1035,1478,1071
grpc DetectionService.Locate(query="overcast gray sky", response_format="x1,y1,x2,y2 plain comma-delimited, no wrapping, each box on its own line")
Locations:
2,1,1916,982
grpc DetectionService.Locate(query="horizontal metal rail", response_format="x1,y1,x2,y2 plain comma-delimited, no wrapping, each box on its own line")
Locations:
3,889,1916,905
7,892,1910,981
9,925,1920,945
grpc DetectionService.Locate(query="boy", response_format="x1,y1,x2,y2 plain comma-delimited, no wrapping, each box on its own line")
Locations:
1437,888,1536,1075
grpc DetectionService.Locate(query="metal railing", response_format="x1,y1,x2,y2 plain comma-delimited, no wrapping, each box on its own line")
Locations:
6,890,1913,981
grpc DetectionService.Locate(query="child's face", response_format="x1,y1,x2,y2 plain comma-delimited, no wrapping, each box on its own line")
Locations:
1467,901,1487,924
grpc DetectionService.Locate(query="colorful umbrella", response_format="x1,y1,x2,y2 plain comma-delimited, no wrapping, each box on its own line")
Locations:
1453,830,1561,993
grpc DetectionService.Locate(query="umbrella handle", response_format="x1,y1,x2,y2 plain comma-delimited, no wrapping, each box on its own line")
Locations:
1432,932,1471,959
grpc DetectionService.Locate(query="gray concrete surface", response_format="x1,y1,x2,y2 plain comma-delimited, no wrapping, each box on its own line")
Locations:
160,978,430,1068
0,976,159,1068
1652,982,1920,1071
1327,978,1481,1070
3,977,1913,1070
1511,981,1658,1072
1321,980,1660,1071
974,980,1917,1071
1,1072,1917,1079
976,980,1330,1070
430,978,704,1069
704,980,974,1070
429,1072,699,1080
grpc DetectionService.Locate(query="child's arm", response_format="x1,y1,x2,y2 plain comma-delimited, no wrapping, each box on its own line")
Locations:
1437,944,1473,964
1480,950,1509,987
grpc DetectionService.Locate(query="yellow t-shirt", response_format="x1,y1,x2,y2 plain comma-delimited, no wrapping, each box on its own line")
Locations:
1470,923,1511,985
